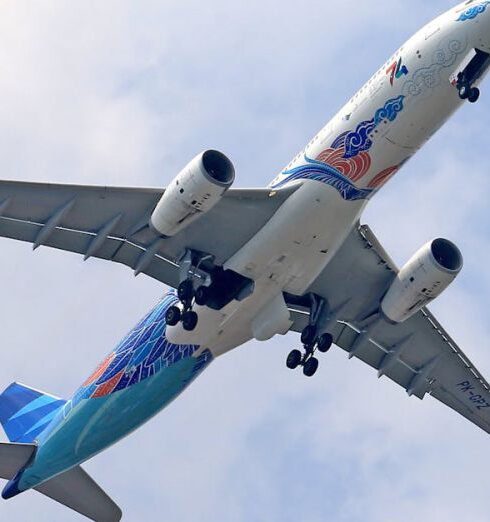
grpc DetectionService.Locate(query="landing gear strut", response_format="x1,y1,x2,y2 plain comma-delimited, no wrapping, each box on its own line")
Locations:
164,250,214,332
286,294,334,377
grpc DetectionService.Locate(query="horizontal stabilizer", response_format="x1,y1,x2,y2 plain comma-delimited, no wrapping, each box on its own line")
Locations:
0,382,66,443
35,466,122,522
0,442,36,480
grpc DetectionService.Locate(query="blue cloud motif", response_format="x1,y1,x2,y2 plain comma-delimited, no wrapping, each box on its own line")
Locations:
457,1,490,21
271,155,374,201
343,120,377,158
373,95,405,125
333,96,405,158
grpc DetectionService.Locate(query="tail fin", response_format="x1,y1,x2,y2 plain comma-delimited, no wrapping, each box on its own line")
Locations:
0,383,66,443
35,466,122,522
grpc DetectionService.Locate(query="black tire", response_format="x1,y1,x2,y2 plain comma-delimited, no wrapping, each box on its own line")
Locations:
468,87,480,103
178,280,194,302
195,285,211,306
303,357,319,377
301,325,317,346
165,306,181,326
286,349,302,370
459,84,470,100
182,310,198,331
317,333,333,353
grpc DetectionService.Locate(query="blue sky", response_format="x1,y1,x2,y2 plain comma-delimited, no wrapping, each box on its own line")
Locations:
1,1,490,520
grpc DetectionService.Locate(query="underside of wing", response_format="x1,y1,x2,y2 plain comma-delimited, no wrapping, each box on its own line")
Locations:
288,224,490,436
0,180,298,288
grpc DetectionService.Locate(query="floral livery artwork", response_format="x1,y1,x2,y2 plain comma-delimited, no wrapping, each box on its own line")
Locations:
457,1,490,21
65,291,212,414
273,96,405,199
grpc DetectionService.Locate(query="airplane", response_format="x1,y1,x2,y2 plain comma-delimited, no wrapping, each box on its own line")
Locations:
1,0,490,520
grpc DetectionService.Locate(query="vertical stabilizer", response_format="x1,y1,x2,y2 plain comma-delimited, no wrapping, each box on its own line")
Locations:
0,382,66,443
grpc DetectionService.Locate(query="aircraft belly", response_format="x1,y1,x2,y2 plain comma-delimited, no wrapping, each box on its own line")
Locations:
225,180,363,296
17,352,212,492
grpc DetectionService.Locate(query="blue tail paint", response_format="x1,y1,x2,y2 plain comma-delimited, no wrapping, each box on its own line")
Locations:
0,383,66,443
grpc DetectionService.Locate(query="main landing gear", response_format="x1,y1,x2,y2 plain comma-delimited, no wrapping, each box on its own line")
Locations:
164,248,253,333
165,279,212,331
165,250,215,332
287,326,333,377
285,293,334,377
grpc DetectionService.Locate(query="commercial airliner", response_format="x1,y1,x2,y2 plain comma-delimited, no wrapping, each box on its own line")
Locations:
1,1,490,520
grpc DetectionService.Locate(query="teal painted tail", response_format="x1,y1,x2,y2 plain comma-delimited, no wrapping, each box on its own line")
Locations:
0,383,66,443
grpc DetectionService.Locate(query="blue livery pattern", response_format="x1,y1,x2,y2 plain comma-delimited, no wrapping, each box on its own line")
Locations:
332,95,405,158
457,2,490,21
66,290,207,416
0,383,66,443
273,155,374,200
272,96,405,199
2,291,214,497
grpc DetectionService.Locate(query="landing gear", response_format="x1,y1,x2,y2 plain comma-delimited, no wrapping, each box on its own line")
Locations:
177,280,194,305
166,279,200,331
194,285,211,306
285,293,336,377
286,327,333,377
303,357,319,377
300,325,317,345
165,306,181,326
459,84,480,103
456,62,483,104
182,310,198,331
458,84,470,100
317,333,333,353
468,87,480,103
286,349,302,370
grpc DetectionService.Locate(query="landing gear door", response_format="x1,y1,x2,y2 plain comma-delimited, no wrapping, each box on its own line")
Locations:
450,48,490,88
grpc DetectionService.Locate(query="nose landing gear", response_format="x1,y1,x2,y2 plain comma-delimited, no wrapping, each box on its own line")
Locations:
454,48,490,104
458,83,480,103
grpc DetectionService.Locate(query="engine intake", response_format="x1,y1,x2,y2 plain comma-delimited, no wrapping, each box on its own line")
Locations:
381,238,463,323
151,150,235,237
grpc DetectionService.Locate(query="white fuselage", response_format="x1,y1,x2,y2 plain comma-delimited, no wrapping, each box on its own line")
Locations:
167,1,490,356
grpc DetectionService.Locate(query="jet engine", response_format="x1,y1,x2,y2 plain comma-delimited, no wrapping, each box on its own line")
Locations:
151,150,235,236
381,238,463,323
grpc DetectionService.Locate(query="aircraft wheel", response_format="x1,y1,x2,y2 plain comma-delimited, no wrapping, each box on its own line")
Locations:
182,310,198,331
165,306,181,326
195,285,211,306
303,357,319,377
301,325,317,346
286,349,302,370
468,87,480,103
317,333,333,353
178,280,194,303
459,84,470,100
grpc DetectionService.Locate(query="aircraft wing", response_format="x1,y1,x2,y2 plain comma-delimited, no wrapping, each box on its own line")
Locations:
288,224,490,436
0,180,297,287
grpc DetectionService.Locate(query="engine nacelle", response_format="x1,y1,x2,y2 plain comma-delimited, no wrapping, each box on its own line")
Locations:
151,150,235,236
381,238,463,323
